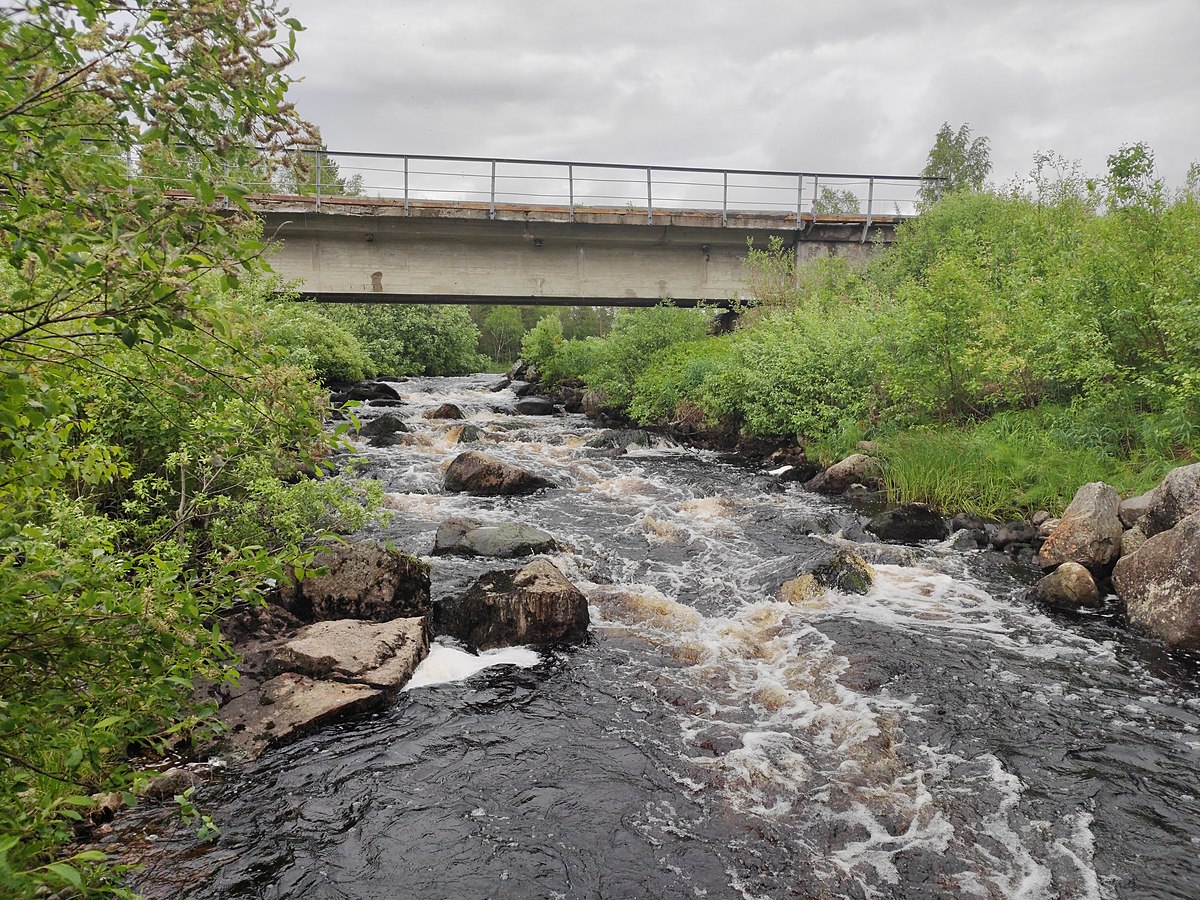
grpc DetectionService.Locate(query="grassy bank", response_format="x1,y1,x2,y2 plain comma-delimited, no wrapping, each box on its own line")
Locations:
520,147,1199,520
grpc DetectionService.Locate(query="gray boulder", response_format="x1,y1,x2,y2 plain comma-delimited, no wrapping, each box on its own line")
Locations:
779,548,875,604
1028,562,1101,611
270,617,428,692
1119,489,1156,528
1143,463,1200,537
804,454,882,495
433,558,589,650
433,517,557,558
1121,525,1148,558
277,541,431,623
217,672,385,759
443,450,555,496
1035,482,1123,571
586,429,654,452
514,397,557,416
1113,510,1200,649
358,413,409,438
867,503,949,544
992,521,1039,550
368,432,411,448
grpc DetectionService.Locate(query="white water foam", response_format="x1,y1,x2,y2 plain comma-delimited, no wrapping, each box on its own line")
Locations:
404,641,540,690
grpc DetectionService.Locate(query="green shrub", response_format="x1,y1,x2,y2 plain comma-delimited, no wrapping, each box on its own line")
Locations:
258,301,374,383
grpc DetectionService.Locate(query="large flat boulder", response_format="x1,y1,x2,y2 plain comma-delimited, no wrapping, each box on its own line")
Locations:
217,673,385,759
443,450,555,496
359,413,409,438
1113,510,1200,649
1036,482,1123,571
1143,462,1200,537
433,558,589,650
271,617,428,692
277,541,431,623
804,454,882,496
433,517,557,558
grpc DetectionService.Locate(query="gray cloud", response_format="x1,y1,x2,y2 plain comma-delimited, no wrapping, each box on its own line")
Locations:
283,0,1200,187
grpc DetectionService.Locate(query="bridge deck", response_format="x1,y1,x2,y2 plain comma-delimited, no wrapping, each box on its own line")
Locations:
233,192,906,230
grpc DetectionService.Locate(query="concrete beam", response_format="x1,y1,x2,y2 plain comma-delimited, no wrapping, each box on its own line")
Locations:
253,197,897,306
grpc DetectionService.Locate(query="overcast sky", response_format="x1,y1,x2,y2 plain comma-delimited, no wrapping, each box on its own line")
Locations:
281,0,1200,190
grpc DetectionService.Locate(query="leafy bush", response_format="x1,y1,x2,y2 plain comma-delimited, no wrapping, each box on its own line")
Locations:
320,304,485,376
258,301,374,383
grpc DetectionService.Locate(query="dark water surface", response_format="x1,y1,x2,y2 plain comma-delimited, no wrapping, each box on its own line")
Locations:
125,376,1200,899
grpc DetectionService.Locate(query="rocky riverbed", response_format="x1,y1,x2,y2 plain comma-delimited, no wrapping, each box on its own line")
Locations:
95,374,1200,899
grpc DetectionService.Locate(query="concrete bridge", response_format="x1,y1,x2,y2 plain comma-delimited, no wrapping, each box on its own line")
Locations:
253,152,931,307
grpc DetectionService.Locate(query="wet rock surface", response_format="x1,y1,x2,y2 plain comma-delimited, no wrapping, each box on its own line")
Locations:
277,541,431,623
778,547,875,603
867,503,949,544
443,449,555,495
1029,561,1101,610
433,558,590,650
433,516,557,558
358,412,409,438
270,617,428,690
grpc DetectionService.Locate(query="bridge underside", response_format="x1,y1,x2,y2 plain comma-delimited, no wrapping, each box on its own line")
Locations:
256,197,901,307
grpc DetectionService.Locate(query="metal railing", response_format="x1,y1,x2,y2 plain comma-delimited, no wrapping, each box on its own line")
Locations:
119,146,937,228
286,151,934,225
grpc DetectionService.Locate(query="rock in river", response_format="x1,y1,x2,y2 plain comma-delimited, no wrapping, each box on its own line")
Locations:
277,541,431,623
867,503,949,543
1142,462,1200,537
433,517,557,558
358,413,409,438
424,402,465,420
270,617,429,692
1113,509,1200,649
804,454,882,496
779,547,875,604
514,397,557,416
443,450,555,496
1036,482,1123,571
1028,561,1101,611
433,558,589,650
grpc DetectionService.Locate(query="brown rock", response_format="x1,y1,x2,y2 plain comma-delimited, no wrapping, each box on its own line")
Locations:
277,541,431,623
1035,482,1123,571
271,617,428,692
424,403,465,420
433,558,589,650
217,672,385,759
1121,525,1148,558
804,454,882,495
1029,562,1101,610
1113,510,1200,649
1143,463,1200,537
443,450,555,496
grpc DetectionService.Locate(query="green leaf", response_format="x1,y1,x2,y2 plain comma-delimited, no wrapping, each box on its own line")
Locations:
45,862,83,889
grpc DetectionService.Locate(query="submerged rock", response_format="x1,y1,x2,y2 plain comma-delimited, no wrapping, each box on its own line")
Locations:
433,558,589,650
1036,482,1123,571
1029,562,1101,611
433,517,557,558
804,454,882,496
271,617,428,692
1113,510,1200,649
217,673,385,759
867,503,949,543
456,423,485,443
779,548,875,604
443,450,555,496
277,541,431,623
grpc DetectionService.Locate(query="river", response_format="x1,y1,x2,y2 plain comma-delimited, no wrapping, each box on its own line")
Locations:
125,375,1200,899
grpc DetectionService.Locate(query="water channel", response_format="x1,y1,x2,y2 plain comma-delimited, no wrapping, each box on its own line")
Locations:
129,375,1200,899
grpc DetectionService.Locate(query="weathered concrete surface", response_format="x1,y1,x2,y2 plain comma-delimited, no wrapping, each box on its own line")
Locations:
255,198,897,307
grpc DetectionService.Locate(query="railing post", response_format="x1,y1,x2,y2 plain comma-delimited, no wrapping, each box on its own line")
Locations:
646,167,653,224
489,160,496,220
796,174,803,222
812,176,819,224
403,156,409,215
568,163,574,222
862,176,874,242
315,150,322,211
722,171,728,226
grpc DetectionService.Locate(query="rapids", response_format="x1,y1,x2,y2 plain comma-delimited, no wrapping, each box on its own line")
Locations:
124,375,1200,899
